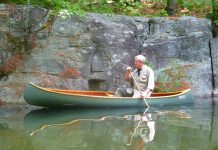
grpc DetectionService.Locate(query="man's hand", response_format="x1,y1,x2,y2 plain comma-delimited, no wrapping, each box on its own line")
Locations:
126,66,132,71
125,66,132,81
140,90,152,98
140,91,148,98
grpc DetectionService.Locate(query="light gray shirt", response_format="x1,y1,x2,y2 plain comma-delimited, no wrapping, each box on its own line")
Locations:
130,65,155,92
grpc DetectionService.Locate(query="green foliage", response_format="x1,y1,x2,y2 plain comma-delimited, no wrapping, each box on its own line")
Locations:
84,3,114,14
154,60,191,92
157,9,168,16
211,0,218,36
178,0,208,10
3,0,216,38
7,0,86,16
215,19,218,26
7,0,27,4
68,4,86,16
145,61,154,69
4,0,214,18
112,0,143,16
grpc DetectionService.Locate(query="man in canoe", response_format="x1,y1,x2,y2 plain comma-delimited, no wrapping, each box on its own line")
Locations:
114,55,154,98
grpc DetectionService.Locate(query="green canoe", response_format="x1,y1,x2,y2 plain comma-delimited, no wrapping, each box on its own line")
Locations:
23,83,194,108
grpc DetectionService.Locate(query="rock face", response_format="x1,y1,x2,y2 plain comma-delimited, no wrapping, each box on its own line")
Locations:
0,5,215,103
141,17,213,97
211,38,218,95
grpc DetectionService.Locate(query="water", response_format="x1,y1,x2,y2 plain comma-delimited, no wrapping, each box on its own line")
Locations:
0,98,217,150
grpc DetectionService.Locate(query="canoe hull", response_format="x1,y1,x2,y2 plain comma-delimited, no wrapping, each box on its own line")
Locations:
24,83,194,108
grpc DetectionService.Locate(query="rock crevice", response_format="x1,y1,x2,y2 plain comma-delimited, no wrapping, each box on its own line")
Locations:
211,38,218,95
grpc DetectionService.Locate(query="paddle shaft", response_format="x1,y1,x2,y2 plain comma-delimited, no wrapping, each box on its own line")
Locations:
130,70,150,108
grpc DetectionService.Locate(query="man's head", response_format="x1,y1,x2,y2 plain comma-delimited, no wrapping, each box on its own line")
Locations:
134,55,146,69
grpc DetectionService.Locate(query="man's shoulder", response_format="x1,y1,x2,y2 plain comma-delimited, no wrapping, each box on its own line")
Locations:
142,65,153,71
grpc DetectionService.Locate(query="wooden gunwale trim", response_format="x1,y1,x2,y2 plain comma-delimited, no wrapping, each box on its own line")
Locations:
29,83,191,99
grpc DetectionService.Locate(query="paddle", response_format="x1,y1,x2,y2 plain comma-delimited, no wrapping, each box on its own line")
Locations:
129,69,150,109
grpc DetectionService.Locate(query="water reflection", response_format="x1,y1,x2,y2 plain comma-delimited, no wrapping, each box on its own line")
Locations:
24,107,149,150
0,99,218,150
24,107,146,131
126,113,155,146
25,108,157,149
0,122,34,150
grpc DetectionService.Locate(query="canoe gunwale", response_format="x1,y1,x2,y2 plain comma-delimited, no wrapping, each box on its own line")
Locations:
28,82,192,99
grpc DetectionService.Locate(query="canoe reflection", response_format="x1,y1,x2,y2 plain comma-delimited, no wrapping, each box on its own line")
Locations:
24,108,156,150
24,107,146,132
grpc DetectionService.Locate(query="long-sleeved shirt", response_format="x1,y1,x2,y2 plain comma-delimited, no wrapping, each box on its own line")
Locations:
130,65,155,92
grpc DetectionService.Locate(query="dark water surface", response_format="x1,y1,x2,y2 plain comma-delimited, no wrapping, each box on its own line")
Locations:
0,98,217,150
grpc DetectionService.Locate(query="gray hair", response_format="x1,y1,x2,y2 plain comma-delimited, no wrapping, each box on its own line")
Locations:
135,55,146,63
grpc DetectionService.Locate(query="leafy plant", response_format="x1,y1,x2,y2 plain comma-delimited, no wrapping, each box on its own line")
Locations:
157,9,168,16
145,61,154,69
154,60,191,92
3,0,214,18
84,3,113,14
215,19,218,26
211,0,218,36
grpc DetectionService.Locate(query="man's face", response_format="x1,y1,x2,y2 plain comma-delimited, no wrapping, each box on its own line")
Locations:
134,60,144,69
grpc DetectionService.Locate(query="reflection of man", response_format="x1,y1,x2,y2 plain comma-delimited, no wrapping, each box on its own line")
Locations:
126,113,155,146
114,55,154,98
139,114,155,143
